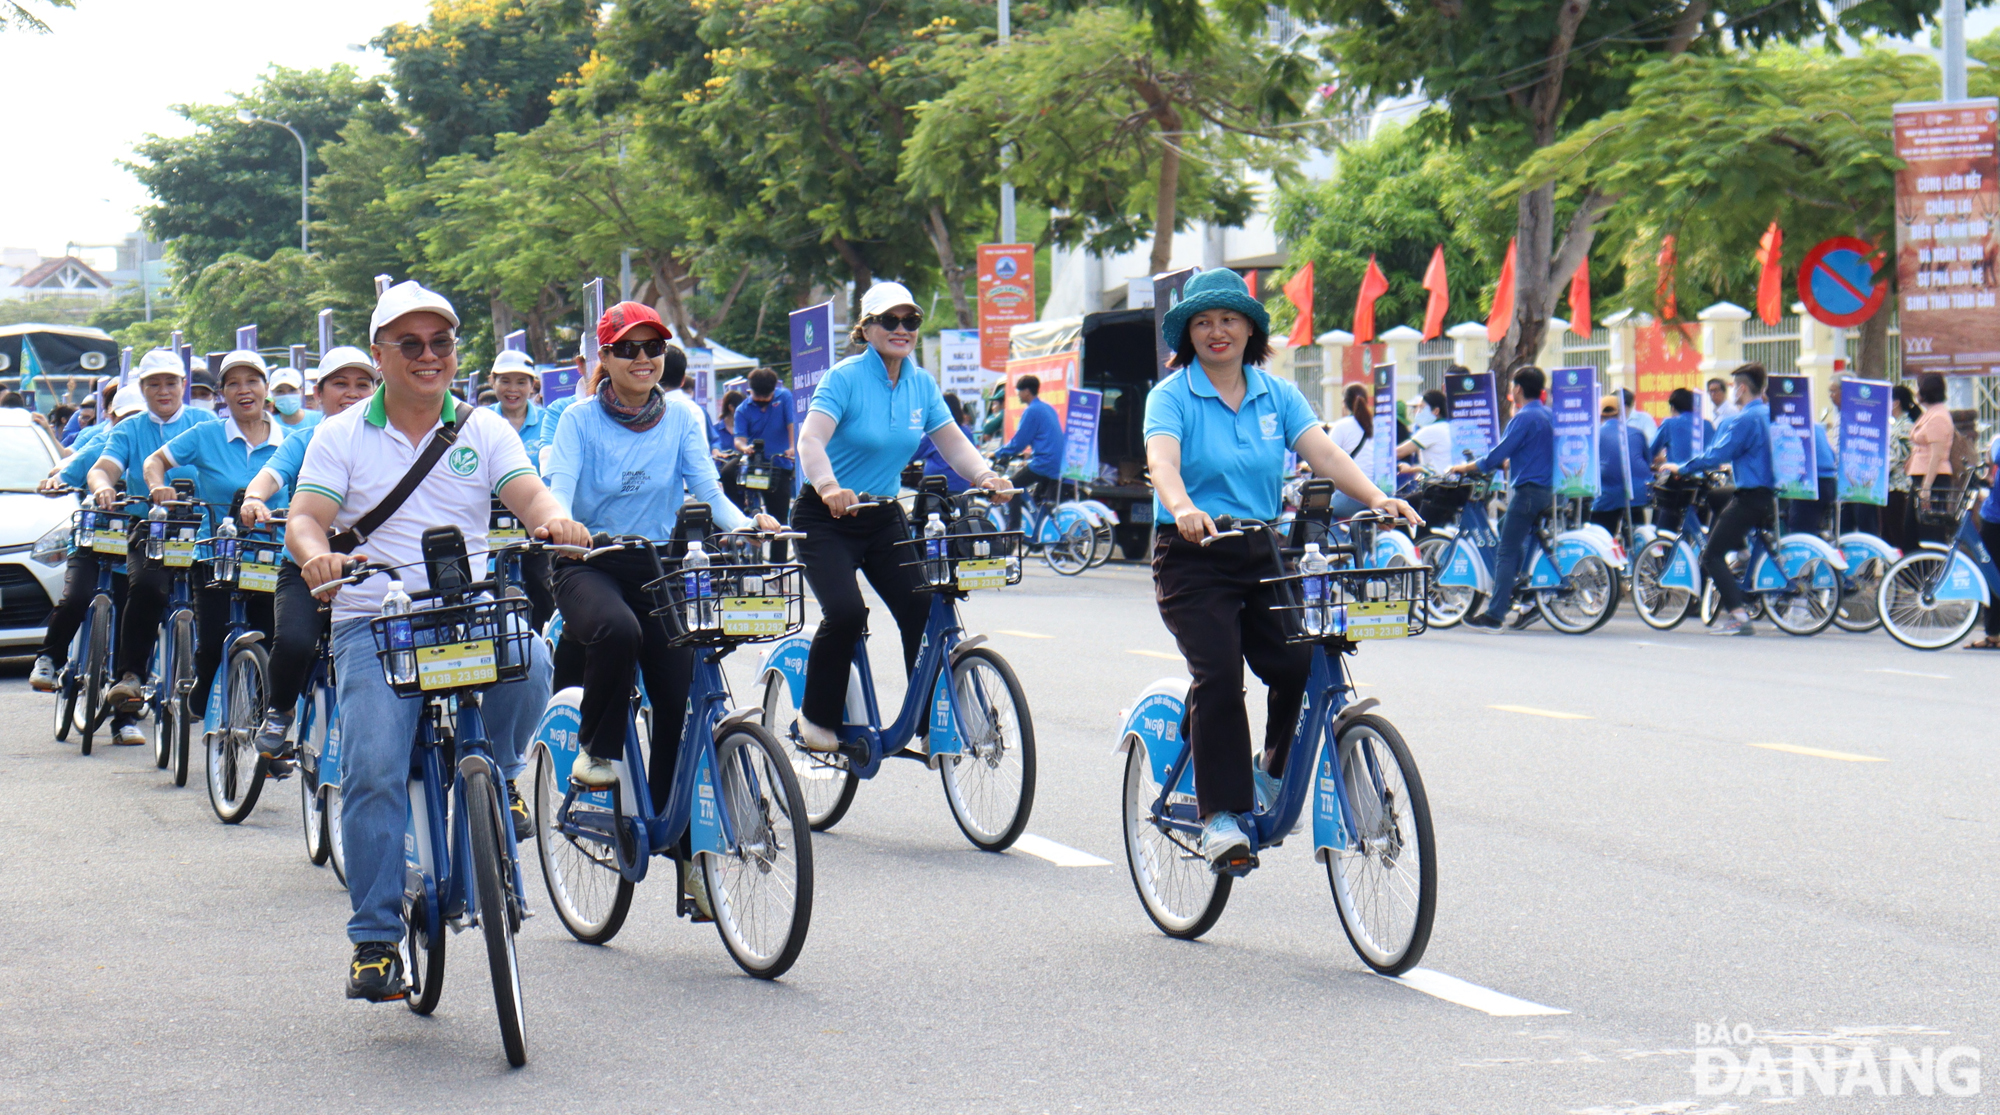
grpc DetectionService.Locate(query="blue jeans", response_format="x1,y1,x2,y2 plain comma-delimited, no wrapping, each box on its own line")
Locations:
1483,483,1552,621
331,616,553,944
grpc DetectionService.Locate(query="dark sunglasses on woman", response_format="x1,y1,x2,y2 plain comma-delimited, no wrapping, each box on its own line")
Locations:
605,338,670,360
871,312,923,333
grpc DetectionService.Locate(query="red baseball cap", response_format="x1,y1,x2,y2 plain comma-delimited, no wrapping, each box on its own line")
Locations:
597,301,671,346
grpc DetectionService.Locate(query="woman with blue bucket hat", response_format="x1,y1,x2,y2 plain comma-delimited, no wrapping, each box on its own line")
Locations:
1143,267,1421,871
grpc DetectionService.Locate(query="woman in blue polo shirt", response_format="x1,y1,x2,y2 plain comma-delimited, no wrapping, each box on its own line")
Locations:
792,282,1009,752
140,350,287,723
1144,268,1419,870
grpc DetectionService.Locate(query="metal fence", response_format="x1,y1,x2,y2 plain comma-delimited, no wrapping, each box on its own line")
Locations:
1743,313,1801,374
1560,325,1610,373
1415,337,1454,394
1290,345,1324,417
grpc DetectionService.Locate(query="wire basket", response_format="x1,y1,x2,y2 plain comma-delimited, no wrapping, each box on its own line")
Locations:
77,509,133,557
206,537,285,593
1266,563,1431,644
897,526,1025,593
1416,476,1475,518
648,560,806,647
1651,473,1702,512
142,512,207,569
370,595,536,697
742,460,775,491
1915,485,1968,532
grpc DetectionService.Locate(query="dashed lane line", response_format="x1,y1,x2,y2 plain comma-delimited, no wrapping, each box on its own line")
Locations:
1749,742,1887,763
1488,704,1593,720
1011,834,1113,867
1127,649,1182,661
995,629,1054,639
1866,667,1952,680
1382,968,1570,1017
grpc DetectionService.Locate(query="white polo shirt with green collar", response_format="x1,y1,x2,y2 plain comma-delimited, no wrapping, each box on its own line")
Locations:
295,392,537,624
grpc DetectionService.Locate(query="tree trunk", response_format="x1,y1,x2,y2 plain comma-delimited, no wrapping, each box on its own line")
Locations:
925,206,977,328
1143,101,1184,278
641,250,698,345
1497,182,1557,372
829,234,873,334
489,295,516,353
1856,309,1890,379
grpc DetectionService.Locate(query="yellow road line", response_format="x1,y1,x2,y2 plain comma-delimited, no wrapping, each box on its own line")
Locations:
995,629,1053,639
1749,742,1887,763
1127,649,1182,660
1488,704,1593,720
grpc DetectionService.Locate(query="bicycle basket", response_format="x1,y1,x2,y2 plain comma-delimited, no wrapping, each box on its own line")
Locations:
145,511,205,569
742,460,774,491
81,509,131,557
649,560,806,647
1915,486,1967,532
1652,474,1700,512
1417,477,1473,518
1267,562,1431,644
897,523,1025,593
370,594,535,697
206,537,283,593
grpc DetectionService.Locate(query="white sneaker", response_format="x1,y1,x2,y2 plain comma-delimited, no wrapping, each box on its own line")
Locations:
570,754,618,789
29,655,57,692
1199,812,1253,870
799,718,841,753
682,859,714,922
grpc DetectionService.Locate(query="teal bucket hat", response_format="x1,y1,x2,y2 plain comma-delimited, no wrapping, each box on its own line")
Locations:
1159,267,1271,349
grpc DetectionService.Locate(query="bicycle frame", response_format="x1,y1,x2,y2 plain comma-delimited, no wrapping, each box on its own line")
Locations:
63,507,135,730
1651,509,1846,600
1430,499,1590,599
407,694,525,935
1911,506,1999,606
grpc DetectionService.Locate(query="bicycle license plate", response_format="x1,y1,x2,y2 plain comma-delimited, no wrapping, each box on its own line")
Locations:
1129,503,1153,523
417,639,498,690
162,540,198,568
92,529,128,556
239,560,280,593
956,557,1008,591
1341,600,1411,640
489,528,527,548
744,469,772,491
719,596,787,637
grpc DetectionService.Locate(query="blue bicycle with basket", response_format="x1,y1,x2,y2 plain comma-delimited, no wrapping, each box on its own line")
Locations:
1411,469,1621,634
1629,471,1846,634
1877,481,1999,649
47,496,145,755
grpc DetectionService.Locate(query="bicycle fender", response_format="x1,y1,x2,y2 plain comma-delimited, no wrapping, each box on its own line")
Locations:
1115,679,1196,798
757,636,813,708
1933,550,1993,604
1659,538,1702,593
687,745,726,859
926,668,961,768
1435,539,1488,591
1552,527,1618,570
948,634,988,663
1370,531,1420,569
530,688,624,817
1766,534,1848,590
1837,531,1899,568
1079,499,1121,525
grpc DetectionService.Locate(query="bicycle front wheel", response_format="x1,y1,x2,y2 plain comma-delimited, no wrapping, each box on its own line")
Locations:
1631,537,1692,630
532,743,633,945
1122,735,1228,939
465,765,528,1066
1537,554,1617,634
704,725,814,980
938,648,1035,851
1833,556,1884,633
52,667,76,744
1878,551,1982,650
1326,714,1435,975
762,671,857,831
80,595,111,756
327,783,348,886
156,609,193,770
207,644,269,823
402,888,446,1016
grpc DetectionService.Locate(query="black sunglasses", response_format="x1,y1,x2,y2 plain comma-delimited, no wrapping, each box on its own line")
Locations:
871,312,923,333
605,338,670,360
387,335,456,360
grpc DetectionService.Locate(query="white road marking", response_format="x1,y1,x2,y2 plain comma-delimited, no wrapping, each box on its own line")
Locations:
1383,968,1570,1016
1127,649,1182,661
1630,640,1692,650
1489,704,1593,720
995,629,1053,639
1749,742,1887,763
1011,833,1113,867
1866,667,1952,680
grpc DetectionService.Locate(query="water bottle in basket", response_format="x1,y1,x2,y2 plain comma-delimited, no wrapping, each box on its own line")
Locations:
382,579,417,687
1299,542,1329,637
684,541,713,631
213,516,239,584
146,502,168,560
923,512,948,587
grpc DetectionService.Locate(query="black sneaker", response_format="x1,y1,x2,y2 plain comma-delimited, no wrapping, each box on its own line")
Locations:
508,780,533,840
346,941,406,1002
1463,613,1503,631
106,672,146,712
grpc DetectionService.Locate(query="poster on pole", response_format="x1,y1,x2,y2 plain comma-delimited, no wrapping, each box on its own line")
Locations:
1003,353,1074,439
1062,387,1102,483
1893,98,2000,375
977,244,1037,376
788,301,836,423
582,278,606,385
936,328,991,425
1549,365,1601,499
1445,371,1498,463
685,346,714,416
235,325,257,352
317,309,334,359
1371,363,1397,494
1837,378,1892,506
1768,374,1817,500
540,363,583,404
1151,268,1197,382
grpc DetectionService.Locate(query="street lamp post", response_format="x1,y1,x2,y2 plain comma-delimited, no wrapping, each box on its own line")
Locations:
998,0,1015,243
237,111,310,254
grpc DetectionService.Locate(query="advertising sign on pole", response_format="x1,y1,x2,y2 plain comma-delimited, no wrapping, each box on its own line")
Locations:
977,244,1037,375
540,363,583,404
788,300,836,423
503,330,529,353
1371,363,1398,494
317,309,334,358
1799,237,1888,327
1837,378,1893,506
1003,353,1074,439
1894,98,2000,374
1151,268,1197,381
581,277,606,385
1549,365,1601,499
685,346,714,415
1062,387,1103,483
1445,371,1499,462
936,328,991,425
1768,374,1818,500
235,325,258,352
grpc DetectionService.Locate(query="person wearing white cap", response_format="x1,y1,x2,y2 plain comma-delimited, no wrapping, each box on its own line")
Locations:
86,348,217,745
239,345,376,762
268,366,320,430
284,280,587,1003
484,349,548,457
789,280,1012,752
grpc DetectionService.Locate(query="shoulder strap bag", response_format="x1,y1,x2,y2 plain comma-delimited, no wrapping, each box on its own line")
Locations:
327,411,469,554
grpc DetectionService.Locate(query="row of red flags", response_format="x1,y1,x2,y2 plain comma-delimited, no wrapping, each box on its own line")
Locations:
1279,221,1787,349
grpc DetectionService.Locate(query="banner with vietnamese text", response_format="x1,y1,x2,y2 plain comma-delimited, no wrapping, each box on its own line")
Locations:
1837,377,1892,506
788,301,836,423
1446,371,1498,464
1062,387,1102,483
1768,374,1818,500
1550,366,1601,498
977,245,1037,375
1371,363,1397,494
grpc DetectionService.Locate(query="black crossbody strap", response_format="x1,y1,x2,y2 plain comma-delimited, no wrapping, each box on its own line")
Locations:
331,412,467,551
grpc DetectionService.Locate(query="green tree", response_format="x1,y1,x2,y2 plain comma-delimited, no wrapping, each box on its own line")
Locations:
374,0,596,163
309,104,437,344
4,0,73,33
176,249,336,354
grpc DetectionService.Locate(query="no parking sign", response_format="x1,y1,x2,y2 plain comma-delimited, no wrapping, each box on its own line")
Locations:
1798,237,1887,327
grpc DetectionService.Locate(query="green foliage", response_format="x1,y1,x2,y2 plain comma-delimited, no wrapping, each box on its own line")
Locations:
374,0,595,162
3,0,73,33
0,295,97,328
309,105,435,345
176,249,339,354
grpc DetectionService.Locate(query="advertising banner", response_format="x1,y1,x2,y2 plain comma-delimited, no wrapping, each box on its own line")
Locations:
235,325,257,352
936,328,991,425
1062,387,1102,483
1837,378,1892,506
1371,363,1397,494
1632,322,1703,420
977,245,1037,375
1151,267,1196,381
1549,366,1601,499
1003,352,1074,440
685,346,714,416
1894,98,2000,374
1768,374,1817,500
788,301,836,423
1445,371,1499,463
540,363,583,403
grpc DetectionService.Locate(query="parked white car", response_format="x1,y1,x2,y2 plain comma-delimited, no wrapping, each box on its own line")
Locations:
0,407,78,651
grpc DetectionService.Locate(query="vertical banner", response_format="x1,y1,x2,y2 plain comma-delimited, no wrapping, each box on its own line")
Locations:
1549,366,1601,499
317,309,334,358
936,328,990,426
685,346,714,415
1445,371,1498,463
540,363,583,403
1768,374,1817,500
1370,363,1397,494
977,244,1037,376
1062,387,1102,483
582,277,606,385
1151,267,1197,381
288,344,306,373
1894,98,2000,375
235,325,258,352
788,300,836,423
1837,378,1892,506
1004,353,1074,438
503,330,529,353
1632,322,1704,419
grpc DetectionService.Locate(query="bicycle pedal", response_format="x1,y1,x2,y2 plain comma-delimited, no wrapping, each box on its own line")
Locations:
1213,852,1259,878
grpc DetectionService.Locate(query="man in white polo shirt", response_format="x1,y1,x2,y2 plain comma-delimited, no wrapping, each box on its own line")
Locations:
286,281,589,1003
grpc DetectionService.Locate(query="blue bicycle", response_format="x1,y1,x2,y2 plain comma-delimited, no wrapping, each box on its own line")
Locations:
1878,481,1999,649
138,486,205,784
530,527,814,977
49,497,144,756
986,453,1096,574
1115,497,1436,971
198,502,283,824
1629,472,1845,635
760,479,1037,849
1412,470,1621,634
294,581,344,880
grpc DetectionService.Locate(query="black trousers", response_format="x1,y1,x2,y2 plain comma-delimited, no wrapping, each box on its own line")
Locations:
189,582,275,717
1007,467,1061,533
1152,528,1310,818
1984,520,2000,638
1883,490,1911,551
552,552,693,810
520,549,555,631
267,561,324,714
793,488,928,730
40,547,123,666
118,522,171,680
1703,487,1775,614
1783,477,1837,535
1839,501,1879,536
1587,506,1645,537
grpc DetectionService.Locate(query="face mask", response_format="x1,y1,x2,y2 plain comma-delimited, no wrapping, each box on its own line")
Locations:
188,399,216,414
1412,409,1435,429
273,395,302,416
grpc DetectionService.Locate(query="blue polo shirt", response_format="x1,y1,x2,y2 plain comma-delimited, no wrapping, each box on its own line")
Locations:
60,420,115,488
733,387,796,468
1685,398,1773,489
277,409,323,432
1648,411,1713,466
95,404,216,498
1596,419,1651,511
808,347,953,496
260,422,321,496
1142,362,1318,523
1477,400,1554,487
486,400,551,461
918,423,977,492
1001,397,1066,479
160,416,290,530
1812,422,1835,479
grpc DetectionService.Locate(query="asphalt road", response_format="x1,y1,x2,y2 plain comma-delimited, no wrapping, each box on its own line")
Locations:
0,560,1993,1114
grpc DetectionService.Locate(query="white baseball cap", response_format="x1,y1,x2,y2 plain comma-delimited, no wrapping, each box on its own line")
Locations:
269,368,304,391
134,348,186,381
490,349,537,377
370,280,459,337
859,281,918,320
110,383,145,418
218,350,269,378
313,345,375,382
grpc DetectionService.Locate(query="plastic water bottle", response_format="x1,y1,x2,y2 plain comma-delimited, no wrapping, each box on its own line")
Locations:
684,541,713,630
213,516,239,585
146,502,168,560
924,512,947,586
1299,542,1330,637
382,578,417,687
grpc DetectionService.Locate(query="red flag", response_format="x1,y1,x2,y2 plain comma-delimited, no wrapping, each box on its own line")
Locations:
1351,255,1390,344
1755,222,1784,326
1657,235,1678,320
1568,256,1591,336
1486,238,1517,344
1421,245,1449,340
1282,262,1314,348
1243,269,1258,297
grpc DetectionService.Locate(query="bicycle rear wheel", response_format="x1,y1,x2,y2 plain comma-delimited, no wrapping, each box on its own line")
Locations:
52,669,76,744
1088,516,1114,568
207,644,269,823
300,759,329,865
1766,558,1838,636
327,783,348,885
704,725,814,979
1537,554,1617,634
299,690,330,865
1325,714,1435,975
761,671,857,831
155,610,193,769
1878,551,1981,650
1043,516,1095,576
465,765,528,1066
1121,736,1229,939
938,648,1035,851
80,595,111,756
1631,537,1692,630
1414,537,1477,628
1833,557,1884,633
532,743,633,944
402,887,446,1015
